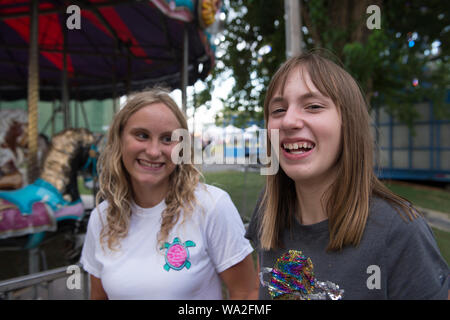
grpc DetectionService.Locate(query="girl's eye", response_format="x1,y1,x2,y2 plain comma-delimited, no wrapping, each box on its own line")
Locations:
161,135,172,143
135,132,148,139
271,107,285,115
307,104,323,111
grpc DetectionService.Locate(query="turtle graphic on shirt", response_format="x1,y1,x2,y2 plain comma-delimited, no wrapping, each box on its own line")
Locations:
161,237,196,271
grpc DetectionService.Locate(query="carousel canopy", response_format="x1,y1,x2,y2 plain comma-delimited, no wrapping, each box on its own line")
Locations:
0,0,217,101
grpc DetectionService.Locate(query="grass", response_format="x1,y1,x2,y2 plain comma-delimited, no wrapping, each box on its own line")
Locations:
78,177,93,196
433,228,450,265
202,170,265,223
384,180,450,217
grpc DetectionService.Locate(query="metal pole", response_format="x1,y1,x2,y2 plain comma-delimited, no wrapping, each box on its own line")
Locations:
27,0,39,183
284,0,302,58
126,45,132,96
62,14,70,129
181,26,188,115
192,87,196,135
83,270,90,299
80,101,90,130
112,75,118,114
74,100,79,128
28,248,40,299
51,100,55,136
112,41,118,113
112,63,118,114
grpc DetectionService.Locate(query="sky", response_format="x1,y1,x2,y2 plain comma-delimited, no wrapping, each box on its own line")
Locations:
167,3,235,133
169,76,235,133
119,76,234,134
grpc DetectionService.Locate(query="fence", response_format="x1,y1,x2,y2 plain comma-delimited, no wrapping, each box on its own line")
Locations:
372,102,450,183
0,262,89,300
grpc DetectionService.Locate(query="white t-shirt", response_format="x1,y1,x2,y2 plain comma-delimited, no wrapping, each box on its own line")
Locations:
80,184,253,300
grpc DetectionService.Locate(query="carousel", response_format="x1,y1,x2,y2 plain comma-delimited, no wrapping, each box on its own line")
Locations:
0,0,222,294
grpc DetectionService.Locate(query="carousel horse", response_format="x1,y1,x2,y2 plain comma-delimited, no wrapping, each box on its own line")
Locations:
0,109,28,190
0,128,98,260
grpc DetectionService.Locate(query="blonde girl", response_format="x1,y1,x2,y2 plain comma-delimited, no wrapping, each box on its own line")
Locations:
81,88,256,299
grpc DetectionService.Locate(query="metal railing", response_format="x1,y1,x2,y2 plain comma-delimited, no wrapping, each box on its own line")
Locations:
0,262,89,300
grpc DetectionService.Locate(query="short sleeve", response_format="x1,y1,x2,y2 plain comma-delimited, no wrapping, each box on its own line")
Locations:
79,206,103,279
386,213,449,299
204,192,254,273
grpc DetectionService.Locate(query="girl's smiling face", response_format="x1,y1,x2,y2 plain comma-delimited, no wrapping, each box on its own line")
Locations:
267,66,342,184
120,103,180,194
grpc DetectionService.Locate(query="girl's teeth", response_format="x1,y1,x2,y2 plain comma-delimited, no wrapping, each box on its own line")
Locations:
283,142,314,150
139,160,163,168
282,142,315,155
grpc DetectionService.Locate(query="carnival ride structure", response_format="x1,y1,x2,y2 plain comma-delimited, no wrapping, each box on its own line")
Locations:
0,0,222,277
0,128,98,261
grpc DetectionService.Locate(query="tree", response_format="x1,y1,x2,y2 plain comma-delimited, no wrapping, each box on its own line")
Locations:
200,0,449,128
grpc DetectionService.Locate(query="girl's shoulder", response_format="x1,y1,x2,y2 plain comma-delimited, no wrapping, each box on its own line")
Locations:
87,200,109,228
368,195,431,243
90,200,109,215
368,196,448,299
193,183,241,222
194,183,231,206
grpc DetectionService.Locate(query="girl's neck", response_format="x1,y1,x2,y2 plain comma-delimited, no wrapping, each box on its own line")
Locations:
294,174,335,225
132,180,169,208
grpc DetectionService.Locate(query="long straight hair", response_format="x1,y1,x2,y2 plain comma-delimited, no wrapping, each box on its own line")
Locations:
260,52,418,251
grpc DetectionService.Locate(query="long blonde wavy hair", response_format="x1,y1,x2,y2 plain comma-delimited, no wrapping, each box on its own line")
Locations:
96,88,201,251
260,52,419,251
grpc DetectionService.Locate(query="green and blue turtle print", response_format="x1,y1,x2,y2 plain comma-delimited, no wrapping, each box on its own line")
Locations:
161,237,196,271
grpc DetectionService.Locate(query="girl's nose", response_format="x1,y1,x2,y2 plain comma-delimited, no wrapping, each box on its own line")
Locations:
145,141,162,158
281,106,304,130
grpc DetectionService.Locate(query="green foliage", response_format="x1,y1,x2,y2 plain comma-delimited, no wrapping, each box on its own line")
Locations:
201,0,450,128
195,76,213,110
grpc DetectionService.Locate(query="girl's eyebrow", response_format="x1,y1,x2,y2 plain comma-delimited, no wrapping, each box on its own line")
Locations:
129,127,173,136
129,127,149,132
269,96,284,105
269,91,326,106
299,92,325,101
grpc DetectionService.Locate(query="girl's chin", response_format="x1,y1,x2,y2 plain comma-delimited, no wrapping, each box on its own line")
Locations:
284,172,314,183
280,163,317,182
132,177,169,188
281,164,339,186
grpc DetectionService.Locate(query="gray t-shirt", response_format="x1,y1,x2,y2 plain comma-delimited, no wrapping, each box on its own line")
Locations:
245,194,449,300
